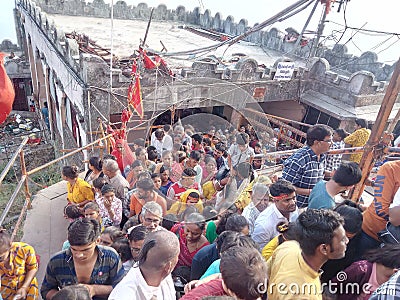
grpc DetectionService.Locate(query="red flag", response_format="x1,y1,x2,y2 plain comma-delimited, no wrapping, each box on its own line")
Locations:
127,59,144,119
0,53,15,124
139,48,158,69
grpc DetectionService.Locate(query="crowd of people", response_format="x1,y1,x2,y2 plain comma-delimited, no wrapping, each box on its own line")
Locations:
3,119,400,300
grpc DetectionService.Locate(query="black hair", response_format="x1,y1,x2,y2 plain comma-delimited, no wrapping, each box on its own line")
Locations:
236,132,249,145
151,173,161,180
334,200,363,234
89,157,102,172
332,162,362,186
0,229,12,249
180,206,199,222
219,234,258,254
112,238,133,263
122,216,140,233
215,142,226,152
182,168,197,177
215,231,241,253
216,207,237,235
128,225,148,242
334,128,348,140
163,124,171,132
220,246,267,300
296,209,344,256
148,150,158,161
134,147,146,157
83,201,99,212
269,179,296,197
162,214,178,231
363,245,400,268
189,150,201,162
155,129,165,139
147,146,156,153
103,154,117,161
64,204,84,220
101,184,116,195
92,177,107,190
102,226,125,242
136,177,154,191
133,138,145,147
188,191,200,199
131,160,143,169
276,221,298,243
306,124,333,146
355,118,368,129
225,214,249,233
203,137,212,147
67,218,101,246
62,165,79,179
159,165,170,174
191,133,203,144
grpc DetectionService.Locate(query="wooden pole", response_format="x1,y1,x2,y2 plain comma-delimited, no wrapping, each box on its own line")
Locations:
387,108,400,134
350,58,400,202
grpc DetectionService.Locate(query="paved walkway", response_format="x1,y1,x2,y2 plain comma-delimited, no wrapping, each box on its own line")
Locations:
22,180,69,293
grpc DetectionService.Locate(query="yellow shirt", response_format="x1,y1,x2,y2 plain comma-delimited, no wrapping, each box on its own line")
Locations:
167,201,204,215
0,242,39,299
267,240,322,300
344,128,371,163
202,181,216,200
261,235,280,261
67,177,95,204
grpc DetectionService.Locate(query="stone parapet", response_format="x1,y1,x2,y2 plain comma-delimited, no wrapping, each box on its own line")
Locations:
32,0,396,82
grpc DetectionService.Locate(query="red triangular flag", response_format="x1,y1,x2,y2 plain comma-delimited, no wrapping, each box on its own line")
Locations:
127,60,144,119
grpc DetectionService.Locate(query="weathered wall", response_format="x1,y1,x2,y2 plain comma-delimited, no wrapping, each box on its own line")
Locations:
33,0,396,82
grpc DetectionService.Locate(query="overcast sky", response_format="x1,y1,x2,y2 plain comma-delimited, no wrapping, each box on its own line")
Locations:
1,0,399,63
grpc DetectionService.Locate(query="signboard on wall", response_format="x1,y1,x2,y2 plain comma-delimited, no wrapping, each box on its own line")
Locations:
273,62,295,81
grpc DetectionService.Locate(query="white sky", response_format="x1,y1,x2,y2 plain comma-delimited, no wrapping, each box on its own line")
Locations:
1,0,399,63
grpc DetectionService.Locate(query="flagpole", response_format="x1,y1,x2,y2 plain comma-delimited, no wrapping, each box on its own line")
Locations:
108,0,114,125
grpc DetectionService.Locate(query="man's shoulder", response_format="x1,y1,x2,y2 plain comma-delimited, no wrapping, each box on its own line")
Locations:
193,243,217,261
256,204,276,220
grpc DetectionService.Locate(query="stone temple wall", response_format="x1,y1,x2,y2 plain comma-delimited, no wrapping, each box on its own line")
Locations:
15,0,396,118
32,0,396,82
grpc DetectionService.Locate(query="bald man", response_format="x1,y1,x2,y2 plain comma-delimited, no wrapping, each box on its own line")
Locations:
108,230,179,300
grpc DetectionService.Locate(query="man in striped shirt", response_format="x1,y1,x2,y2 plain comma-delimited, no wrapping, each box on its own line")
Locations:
282,124,333,208
41,218,123,300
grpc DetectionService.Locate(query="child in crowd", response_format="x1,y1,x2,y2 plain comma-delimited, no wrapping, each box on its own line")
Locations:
167,189,204,215
83,202,103,229
159,166,173,196
151,173,162,191
92,177,107,200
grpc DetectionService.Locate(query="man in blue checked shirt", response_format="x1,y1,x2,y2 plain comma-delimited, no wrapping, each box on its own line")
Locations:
41,218,124,300
282,124,333,209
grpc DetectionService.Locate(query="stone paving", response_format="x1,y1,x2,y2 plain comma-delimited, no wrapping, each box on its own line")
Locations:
21,180,69,293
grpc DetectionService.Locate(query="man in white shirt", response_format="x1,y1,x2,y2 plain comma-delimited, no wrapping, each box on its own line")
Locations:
242,183,270,235
252,179,299,250
109,230,179,300
151,127,173,156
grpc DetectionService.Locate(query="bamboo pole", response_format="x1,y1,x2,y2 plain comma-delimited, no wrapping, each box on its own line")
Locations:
350,58,400,201
0,137,28,185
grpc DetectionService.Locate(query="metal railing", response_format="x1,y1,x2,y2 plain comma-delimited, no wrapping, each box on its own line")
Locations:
0,131,113,241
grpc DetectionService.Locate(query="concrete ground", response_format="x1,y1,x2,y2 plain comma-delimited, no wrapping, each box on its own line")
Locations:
22,180,69,294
